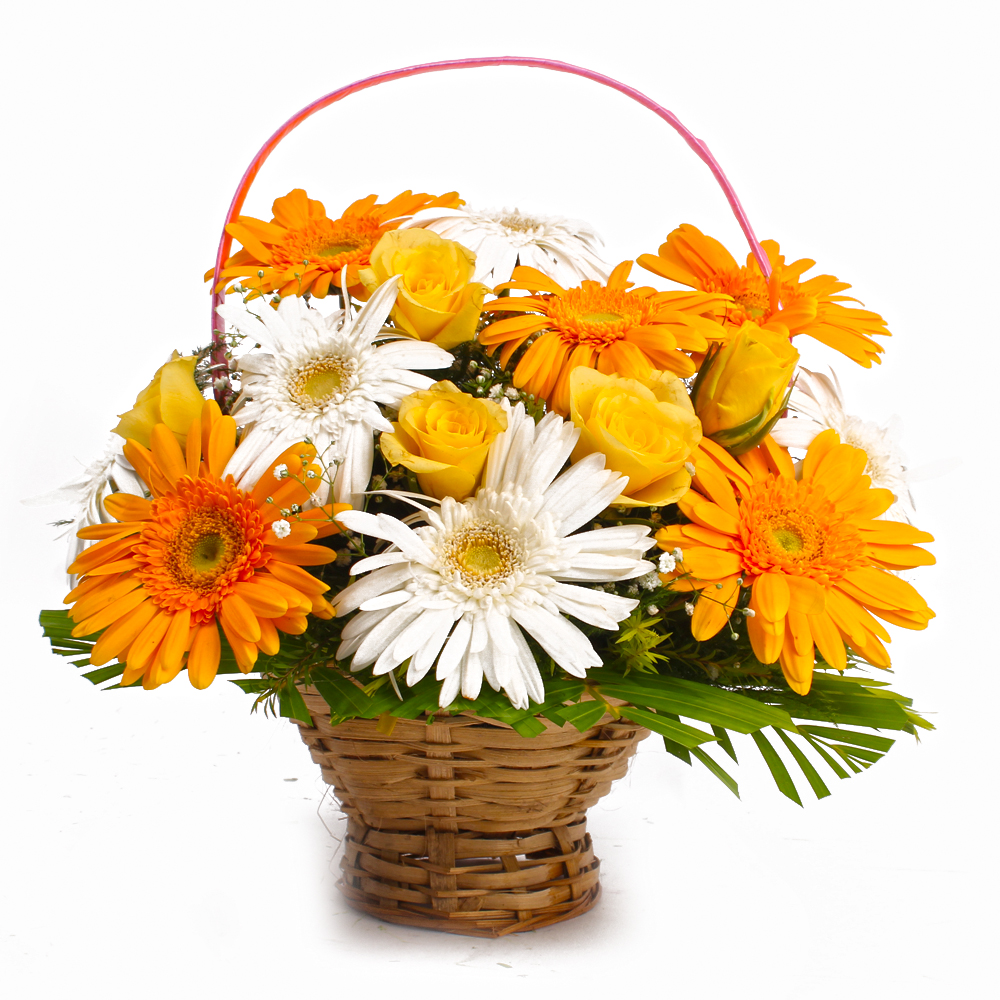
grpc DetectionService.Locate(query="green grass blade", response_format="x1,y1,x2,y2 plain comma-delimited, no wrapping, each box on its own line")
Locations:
774,728,831,800
690,745,740,798
750,730,802,805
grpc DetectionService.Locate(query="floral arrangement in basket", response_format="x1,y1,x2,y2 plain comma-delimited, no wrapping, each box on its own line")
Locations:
36,61,936,814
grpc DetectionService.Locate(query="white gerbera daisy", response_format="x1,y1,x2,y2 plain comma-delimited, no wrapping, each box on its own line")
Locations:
333,405,654,709
23,436,145,575
216,277,453,508
404,206,609,287
771,367,915,519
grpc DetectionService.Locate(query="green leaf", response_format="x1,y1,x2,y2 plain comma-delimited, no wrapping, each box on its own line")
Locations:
277,685,313,726
557,700,607,733
661,736,692,764
712,725,738,763
799,733,851,780
510,716,547,738
83,664,126,686
690,745,740,798
774,728,831,801
750,729,802,805
312,668,374,717
798,726,895,753
590,670,793,732
618,705,717,748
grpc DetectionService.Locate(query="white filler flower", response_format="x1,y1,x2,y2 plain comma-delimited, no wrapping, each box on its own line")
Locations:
23,436,145,575
404,206,610,287
772,367,915,518
216,278,453,507
333,406,655,709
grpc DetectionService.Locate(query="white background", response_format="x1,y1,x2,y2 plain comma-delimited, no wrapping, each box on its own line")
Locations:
2,1,997,996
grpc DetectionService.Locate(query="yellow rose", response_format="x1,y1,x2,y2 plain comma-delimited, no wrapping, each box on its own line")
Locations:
691,321,799,454
112,352,205,448
569,368,702,507
358,229,488,349
380,382,507,501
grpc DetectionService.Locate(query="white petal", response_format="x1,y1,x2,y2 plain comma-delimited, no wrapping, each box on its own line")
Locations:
436,615,472,680
333,422,375,509
335,563,413,616
406,613,457,686
510,604,601,678
359,590,412,612
353,603,425,669
348,551,409,575
544,455,627,535
373,339,453,372
335,510,435,565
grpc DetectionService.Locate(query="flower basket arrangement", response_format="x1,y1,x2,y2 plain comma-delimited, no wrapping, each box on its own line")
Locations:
36,59,936,938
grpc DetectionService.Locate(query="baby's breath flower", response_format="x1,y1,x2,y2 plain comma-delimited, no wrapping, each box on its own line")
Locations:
271,519,292,539
657,552,676,573
685,602,695,616
273,463,288,480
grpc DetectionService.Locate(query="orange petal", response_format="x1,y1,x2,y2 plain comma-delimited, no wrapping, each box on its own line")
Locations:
208,416,237,478
268,544,337,566
779,623,814,695
754,572,790,622
89,598,158,666
219,593,262,643
786,575,826,615
691,575,741,640
150,423,187,486
103,494,152,522
680,546,743,580
261,561,329,597
187,621,222,689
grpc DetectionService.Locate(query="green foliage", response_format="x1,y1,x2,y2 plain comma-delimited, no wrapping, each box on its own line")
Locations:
40,558,934,806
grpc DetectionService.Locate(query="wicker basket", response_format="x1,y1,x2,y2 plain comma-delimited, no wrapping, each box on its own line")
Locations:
293,688,649,937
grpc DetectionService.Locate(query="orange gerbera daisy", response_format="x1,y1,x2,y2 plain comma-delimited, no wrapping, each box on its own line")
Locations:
65,400,348,691
479,261,729,415
637,224,891,367
655,431,935,694
207,188,463,299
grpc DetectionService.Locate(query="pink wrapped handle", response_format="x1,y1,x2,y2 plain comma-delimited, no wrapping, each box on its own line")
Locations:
209,57,769,384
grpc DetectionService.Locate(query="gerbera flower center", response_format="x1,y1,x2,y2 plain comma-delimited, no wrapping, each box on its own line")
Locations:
545,284,650,348
737,476,868,583
271,216,383,273
443,521,524,587
705,267,771,323
289,355,359,407
495,211,541,234
169,509,245,587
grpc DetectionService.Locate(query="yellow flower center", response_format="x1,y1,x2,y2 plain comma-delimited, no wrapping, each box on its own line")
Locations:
545,283,652,348
704,267,771,325
444,521,523,587
496,212,541,233
289,355,358,407
136,478,269,622
168,509,245,589
737,476,868,584
271,215,384,274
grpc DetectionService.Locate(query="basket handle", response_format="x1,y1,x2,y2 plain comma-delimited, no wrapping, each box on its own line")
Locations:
209,57,770,387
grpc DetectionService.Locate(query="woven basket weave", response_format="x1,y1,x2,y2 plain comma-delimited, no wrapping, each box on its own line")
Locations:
294,688,649,936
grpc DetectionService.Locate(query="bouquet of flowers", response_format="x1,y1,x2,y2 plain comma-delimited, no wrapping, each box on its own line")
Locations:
37,175,936,806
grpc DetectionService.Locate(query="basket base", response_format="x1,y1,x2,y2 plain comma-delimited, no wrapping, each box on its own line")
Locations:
336,819,603,937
